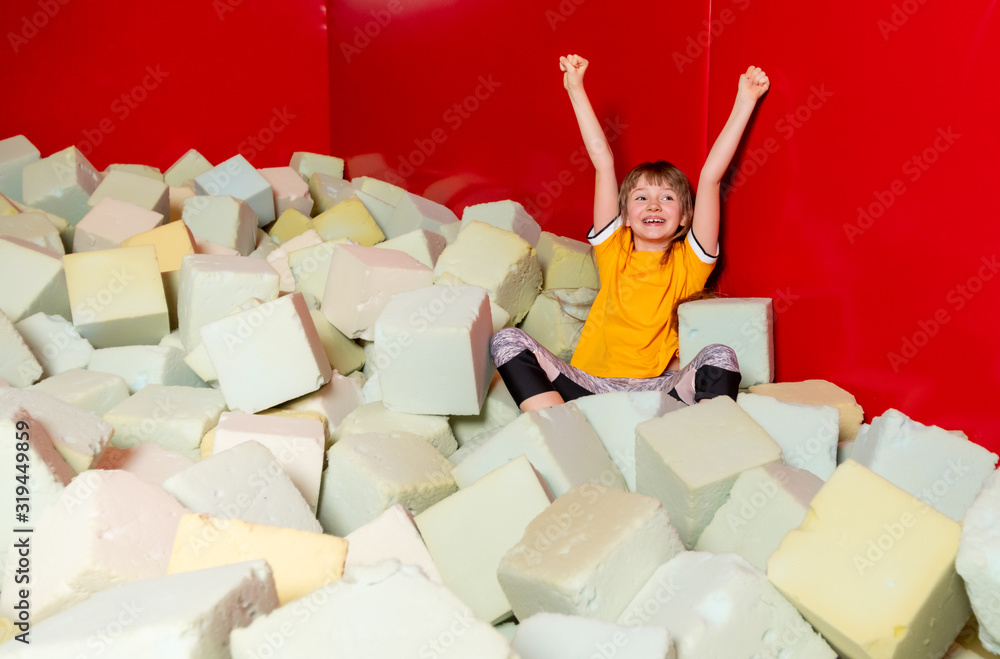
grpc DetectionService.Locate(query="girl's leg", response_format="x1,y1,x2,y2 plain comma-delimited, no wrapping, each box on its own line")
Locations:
491,328,599,410
650,343,741,405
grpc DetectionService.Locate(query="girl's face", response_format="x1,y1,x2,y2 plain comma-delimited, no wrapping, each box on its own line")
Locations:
625,175,684,252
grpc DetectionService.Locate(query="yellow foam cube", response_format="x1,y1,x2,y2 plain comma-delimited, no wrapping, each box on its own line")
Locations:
312,195,385,246
269,208,313,244
121,220,195,273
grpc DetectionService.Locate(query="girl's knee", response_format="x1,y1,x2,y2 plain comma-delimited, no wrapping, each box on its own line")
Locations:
699,343,740,370
490,327,531,363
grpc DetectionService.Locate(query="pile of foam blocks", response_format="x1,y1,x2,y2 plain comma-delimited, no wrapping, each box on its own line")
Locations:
0,133,998,658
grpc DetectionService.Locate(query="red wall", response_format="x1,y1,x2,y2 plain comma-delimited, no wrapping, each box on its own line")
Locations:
2,0,997,450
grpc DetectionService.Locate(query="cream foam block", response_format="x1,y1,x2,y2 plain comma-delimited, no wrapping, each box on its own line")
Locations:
212,411,325,511
767,460,971,659
498,484,685,622
309,309,366,376
375,228,447,268
519,288,598,362
678,297,774,388
461,200,541,247
0,310,42,387
957,470,1000,653
200,293,332,413
0,135,40,203
194,154,275,225
621,552,835,659
94,444,194,485
105,163,162,180
0,236,71,323
88,344,206,393
168,513,347,606
29,368,129,416
737,392,840,480
308,172,356,214
283,371,365,446
291,151,345,181
851,409,998,521
573,391,686,492
375,284,492,416
344,504,442,584
434,220,542,325
87,169,169,221
321,243,434,341
289,240,343,305
270,208,312,244
415,455,552,623
0,210,64,255
1,560,278,658
452,402,626,496
230,562,515,659
104,384,226,460
266,228,323,294
385,191,460,239
260,166,314,217
449,371,520,446
121,220,195,272
163,440,322,532
312,194,385,245
353,175,406,206
64,244,169,348
635,396,783,548
181,195,258,256
0,387,113,473
164,148,213,187
176,253,279,350
535,231,600,290
21,146,102,224
748,379,866,442
318,432,457,537
695,463,823,571
0,470,187,623
512,613,674,659
15,312,93,377
74,197,165,252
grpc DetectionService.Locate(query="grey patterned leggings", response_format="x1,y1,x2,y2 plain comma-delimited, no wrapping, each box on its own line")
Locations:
491,328,741,407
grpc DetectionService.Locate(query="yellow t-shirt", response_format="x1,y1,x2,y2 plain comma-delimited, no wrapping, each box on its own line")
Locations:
570,218,718,378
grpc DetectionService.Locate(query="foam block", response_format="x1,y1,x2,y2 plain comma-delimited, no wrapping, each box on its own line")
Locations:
737,392,840,480
181,195,258,256
291,151,345,180
512,613,674,659
312,194,385,245
0,310,42,386
308,171,356,214
94,443,194,485
88,344,205,392
535,231,600,290
449,371,521,446
194,154,275,225
384,191,460,239
259,166,314,217
678,297,773,388
518,288,598,362
344,504,442,584
283,371,365,446
0,236,71,323
29,368,129,416
309,308,366,376
461,200,541,247
375,228,447,268
635,396,783,547
105,163,163,179
164,148,213,187
748,379,866,442
0,210,63,254
15,313,87,377
957,470,1000,653
0,135,40,203
269,208,312,244
86,170,169,224
21,146,102,224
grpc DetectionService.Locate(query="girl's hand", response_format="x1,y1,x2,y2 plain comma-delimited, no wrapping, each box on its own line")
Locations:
560,54,588,91
738,66,770,104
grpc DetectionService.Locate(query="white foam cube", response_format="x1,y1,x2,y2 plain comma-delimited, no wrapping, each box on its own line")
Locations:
620,552,835,659
0,470,186,623
345,504,442,584
0,236,70,323
288,240,341,303
416,455,552,622
74,197,164,252
0,135,40,203
309,308,366,376
163,440,321,532
1,560,278,658
308,171,356,214
519,288,598,362
0,310,41,387
88,344,205,392
104,384,226,460
452,401,626,495
94,443,194,485
318,431,457,536
283,371,365,446
535,231,600,290
200,293,332,413
678,297,773,388
375,284,492,415
260,166,314,217
738,392,841,480
513,613,674,659
194,154,275,225
461,200,541,247
181,195,258,256
86,170,169,223
212,411,325,511
104,164,163,180
852,408,998,521
957,470,1000,653
14,312,92,376
21,146,102,224
0,210,63,255
64,245,169,348
353,175,406,205
321,243,434,340
749,379,866,442
695,463,823,571
450,371,521,446
635,396,783,547
384,191,460,239
438,220,461,244
498,484,685,622
266,229,323,293
574,391,686,491
29,368,129,416
434,220,542,324
164,148,213,187
176,253,279,350
229,561,513,658
291,151,345,181
375,228,447,268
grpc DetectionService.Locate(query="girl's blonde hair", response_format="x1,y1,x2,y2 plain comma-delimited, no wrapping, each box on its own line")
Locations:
617,161,694,265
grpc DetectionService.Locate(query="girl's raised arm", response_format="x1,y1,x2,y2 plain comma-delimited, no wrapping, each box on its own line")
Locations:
691,66,770,252
560,54,620,235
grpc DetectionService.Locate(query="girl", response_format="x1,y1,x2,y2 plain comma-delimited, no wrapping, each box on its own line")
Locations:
491,55,770,412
